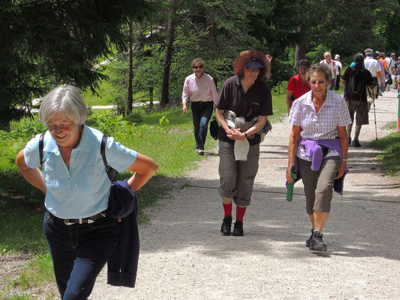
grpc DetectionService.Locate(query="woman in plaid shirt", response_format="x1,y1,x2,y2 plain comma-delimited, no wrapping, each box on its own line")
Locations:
286,64,352,251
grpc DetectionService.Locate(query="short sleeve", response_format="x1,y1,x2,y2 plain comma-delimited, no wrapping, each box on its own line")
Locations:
259,84,273,116
23,135,41,169
337,98,352,127
105,137,137,172
288,99,302,126
216,81,230,110
287,77,295,92
341,67,351,82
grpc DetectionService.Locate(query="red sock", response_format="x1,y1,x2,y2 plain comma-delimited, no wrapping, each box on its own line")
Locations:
223,203,232,217
236,206,247,221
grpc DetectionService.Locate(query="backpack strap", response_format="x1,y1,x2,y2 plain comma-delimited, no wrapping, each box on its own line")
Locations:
39,132,45,167
101,135,109,168
101,135,119,182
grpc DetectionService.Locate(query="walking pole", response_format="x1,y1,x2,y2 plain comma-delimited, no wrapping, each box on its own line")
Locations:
367,87,378,140
372,88,378,140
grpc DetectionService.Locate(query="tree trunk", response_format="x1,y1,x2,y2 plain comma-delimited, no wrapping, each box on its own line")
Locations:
149,87,154,109
127,19,134,115
294,25,307,68
160,0,178,107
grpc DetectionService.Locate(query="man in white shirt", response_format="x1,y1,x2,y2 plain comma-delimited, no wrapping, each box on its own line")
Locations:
364,48,384,110
320,52,336,90
334,54,342,91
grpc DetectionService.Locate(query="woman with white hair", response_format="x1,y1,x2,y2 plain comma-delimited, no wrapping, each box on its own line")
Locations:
287,64,351,251
16,85,158,300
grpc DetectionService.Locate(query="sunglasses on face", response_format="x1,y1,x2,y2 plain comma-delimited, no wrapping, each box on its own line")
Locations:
193,65,204,69
246,67,260,72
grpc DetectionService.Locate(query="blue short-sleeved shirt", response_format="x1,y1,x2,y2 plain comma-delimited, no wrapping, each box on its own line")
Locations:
24,124,137,219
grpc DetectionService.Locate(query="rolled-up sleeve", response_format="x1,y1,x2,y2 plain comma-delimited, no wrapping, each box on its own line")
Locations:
182,77,190,103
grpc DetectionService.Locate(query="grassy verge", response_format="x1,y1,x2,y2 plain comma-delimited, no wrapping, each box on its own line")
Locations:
370,122,400,177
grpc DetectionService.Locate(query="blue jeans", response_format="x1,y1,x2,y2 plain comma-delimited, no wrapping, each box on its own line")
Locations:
43,211,120,300
190,101,213,149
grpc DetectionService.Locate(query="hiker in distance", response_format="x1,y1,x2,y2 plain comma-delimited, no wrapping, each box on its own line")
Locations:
320,52,337,90
364,48,384,110
286,59,311,114
286,64,351,251
215,50,273,236
341,53,374,147
182,58,219,156
333,54,342,91
16,85,158,300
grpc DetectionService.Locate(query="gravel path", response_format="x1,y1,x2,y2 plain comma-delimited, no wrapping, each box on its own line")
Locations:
91,89,400,300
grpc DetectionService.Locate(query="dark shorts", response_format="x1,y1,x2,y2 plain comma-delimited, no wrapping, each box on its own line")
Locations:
346,100,369,125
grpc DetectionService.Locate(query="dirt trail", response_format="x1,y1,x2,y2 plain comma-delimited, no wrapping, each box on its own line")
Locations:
92,90,400,299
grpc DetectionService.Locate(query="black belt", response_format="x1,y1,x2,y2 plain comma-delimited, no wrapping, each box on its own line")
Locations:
49,211,107,226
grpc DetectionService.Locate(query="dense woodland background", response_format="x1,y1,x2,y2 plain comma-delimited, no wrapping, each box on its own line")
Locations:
1,0,400,129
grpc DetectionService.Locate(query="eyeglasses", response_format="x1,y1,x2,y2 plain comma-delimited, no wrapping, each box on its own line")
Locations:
309,80,326,85
193,65,204,69
246,67,260,72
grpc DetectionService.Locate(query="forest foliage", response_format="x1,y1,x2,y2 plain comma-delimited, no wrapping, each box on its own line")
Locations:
1,0,400,127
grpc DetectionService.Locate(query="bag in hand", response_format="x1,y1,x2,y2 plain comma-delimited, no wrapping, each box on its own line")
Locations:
209,117,219,140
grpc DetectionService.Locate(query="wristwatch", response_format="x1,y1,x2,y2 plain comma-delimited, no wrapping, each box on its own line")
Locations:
342,157,348,163
244,132,248,138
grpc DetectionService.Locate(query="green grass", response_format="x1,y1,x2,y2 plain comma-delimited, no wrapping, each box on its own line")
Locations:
370,126,400,177
81,65,160,107
0,253,58,300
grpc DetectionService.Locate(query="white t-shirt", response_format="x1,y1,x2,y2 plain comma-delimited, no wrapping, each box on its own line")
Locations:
334,60,342,75
320,59,336,78
364,56,381,78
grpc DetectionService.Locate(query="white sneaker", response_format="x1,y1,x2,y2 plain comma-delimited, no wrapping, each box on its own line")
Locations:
196,148,204,156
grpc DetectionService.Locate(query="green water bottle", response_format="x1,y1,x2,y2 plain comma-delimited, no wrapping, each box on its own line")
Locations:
286,165,297,202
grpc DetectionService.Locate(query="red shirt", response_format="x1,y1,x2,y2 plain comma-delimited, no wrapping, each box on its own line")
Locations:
287,74,311,100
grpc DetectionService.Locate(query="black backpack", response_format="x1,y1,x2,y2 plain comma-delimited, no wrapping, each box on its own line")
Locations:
348,67,366,98
39,132,118,182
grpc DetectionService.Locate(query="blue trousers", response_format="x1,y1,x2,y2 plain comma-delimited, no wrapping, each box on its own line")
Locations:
190,101,213,149
43,211,120,300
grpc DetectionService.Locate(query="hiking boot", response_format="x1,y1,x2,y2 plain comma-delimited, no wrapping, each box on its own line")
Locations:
351,139,361,147
232,220,244,236
347,137,351,145
306,229,314,247
220,216,232,236
309,231,327,251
